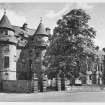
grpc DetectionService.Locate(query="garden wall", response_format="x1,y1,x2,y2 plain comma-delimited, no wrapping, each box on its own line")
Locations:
2,80,33,93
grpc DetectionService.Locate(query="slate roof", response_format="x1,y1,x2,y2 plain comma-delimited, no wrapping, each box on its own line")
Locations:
12,25,35,37
0,13,49,40
0,14,14,31
34,22,47,36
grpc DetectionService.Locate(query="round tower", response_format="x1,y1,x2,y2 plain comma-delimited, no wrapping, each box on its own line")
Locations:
30,18,48,74
0,11,17,80
29,18,49,92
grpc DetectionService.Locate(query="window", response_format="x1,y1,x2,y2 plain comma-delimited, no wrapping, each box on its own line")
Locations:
29,59,32,69
4,45,9,53
29,50,32,56
0,30,5,34
8,31,14,36
0,29,8,35
5,30,8,35
4,56,9,68
36,52,40,57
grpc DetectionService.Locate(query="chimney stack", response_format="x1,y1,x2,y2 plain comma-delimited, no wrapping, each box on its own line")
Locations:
22,23,28,31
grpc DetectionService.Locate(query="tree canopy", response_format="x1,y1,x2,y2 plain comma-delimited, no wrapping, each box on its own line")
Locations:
45,9,96,79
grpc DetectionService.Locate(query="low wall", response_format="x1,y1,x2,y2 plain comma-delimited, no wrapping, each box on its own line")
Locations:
66,85,105,92
1,80,105,93
2,80,33,93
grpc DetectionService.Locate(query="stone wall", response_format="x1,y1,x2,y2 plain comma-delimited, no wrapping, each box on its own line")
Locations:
16,48,32,80
0,45,3,82
0,44,17,80
2,80,32,93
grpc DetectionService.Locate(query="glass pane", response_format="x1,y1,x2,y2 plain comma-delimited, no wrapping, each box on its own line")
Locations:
4,56,9,68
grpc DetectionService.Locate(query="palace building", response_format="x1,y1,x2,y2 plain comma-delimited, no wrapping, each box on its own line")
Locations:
0,11,50,92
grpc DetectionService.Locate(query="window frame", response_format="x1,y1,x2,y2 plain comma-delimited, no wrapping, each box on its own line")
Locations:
4,56,9,68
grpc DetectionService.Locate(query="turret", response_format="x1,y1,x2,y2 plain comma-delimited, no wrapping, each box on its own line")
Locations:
29,18,49,92
0,10,17,80
33,17,48,48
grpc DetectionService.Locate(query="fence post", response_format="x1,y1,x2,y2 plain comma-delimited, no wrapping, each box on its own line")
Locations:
56,74,61,91
32,73,38,93
65,78,68,91
42,75,48,92
0,80,2,92
61,77,66,90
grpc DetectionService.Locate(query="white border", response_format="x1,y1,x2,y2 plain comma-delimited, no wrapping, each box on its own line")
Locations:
0,0,105,105
0,0,105,3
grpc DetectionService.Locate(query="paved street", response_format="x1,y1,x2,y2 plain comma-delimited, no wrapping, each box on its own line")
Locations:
0,91,105,102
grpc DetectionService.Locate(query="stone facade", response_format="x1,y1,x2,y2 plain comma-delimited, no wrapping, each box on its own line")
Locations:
0,12,49,92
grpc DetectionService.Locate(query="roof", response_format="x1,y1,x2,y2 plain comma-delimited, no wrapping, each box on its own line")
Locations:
34,22,47,36
12,25,35,37
0,14,14,31
27,28,36,36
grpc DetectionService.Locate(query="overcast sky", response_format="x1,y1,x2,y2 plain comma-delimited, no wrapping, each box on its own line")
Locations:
0,2,104,49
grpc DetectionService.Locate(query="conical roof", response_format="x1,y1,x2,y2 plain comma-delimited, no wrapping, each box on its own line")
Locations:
0,13,13,31
34,19,47,36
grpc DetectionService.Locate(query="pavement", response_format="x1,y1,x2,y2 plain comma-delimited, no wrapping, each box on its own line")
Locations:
0,91,105,102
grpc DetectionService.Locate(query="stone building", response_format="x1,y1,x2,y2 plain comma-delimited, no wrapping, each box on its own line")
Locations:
0,11,105,93
0,11,50,92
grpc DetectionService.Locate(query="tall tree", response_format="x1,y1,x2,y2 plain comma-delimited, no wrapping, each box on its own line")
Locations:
45,9,96,82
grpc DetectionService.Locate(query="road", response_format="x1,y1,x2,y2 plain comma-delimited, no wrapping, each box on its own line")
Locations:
0,91,105,102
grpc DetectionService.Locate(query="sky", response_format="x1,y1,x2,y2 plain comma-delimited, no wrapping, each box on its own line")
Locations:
0,2,105,49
